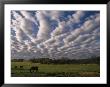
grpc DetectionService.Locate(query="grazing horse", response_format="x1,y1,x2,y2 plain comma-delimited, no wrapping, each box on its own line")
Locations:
30,66,38,73
20,66,23,69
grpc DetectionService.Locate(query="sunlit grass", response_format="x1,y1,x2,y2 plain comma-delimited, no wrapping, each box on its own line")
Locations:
11,62,100,77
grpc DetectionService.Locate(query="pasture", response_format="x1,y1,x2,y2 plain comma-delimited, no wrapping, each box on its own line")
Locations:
11,61,100,77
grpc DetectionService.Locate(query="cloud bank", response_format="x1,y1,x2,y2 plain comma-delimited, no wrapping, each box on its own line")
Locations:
11,10,100,59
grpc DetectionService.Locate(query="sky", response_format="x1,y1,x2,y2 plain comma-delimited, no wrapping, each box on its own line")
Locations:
11,10,100,59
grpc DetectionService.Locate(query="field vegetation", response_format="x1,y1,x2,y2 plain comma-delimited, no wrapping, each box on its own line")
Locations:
11,57,100,77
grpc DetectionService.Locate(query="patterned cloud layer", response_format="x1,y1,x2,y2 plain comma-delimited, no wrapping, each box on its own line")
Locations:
11,11,100,59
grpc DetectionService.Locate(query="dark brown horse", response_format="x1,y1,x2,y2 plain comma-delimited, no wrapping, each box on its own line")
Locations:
30,66,38,73
20,66,23,69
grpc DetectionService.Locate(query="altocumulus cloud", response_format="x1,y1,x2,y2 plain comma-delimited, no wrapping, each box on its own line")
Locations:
11,10,100,59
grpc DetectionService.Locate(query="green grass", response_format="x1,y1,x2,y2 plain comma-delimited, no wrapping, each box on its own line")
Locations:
11,62,100,77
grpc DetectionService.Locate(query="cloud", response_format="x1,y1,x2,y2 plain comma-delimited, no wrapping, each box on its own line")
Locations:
20,18,35,40
15,28,24,42
51,11,85,37
20,11,38,26
72,11,85,23
41,11,64,21
63,13,100,45
11,10,100,59
11,11,35,43
63,28,83,44
35,11,51,40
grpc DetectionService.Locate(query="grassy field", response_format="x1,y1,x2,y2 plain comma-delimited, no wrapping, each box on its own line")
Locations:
11,62,100,77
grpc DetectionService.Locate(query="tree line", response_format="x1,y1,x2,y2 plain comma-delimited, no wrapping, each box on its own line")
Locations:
11,56,100,64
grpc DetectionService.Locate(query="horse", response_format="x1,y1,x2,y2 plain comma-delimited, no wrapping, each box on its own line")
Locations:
30,66,38,73
20,66,23,69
